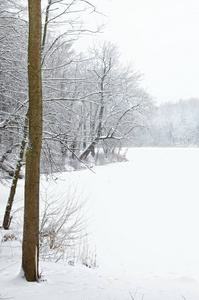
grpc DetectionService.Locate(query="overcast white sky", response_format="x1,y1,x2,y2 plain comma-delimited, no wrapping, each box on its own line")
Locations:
80,0,199,105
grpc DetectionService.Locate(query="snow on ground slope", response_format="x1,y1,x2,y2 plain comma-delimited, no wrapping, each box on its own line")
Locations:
0,148,199,299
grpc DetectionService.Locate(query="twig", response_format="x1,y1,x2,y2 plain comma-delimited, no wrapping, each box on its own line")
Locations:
129,291,134,299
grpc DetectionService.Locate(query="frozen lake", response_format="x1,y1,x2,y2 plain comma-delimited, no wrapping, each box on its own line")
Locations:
1,148,199,299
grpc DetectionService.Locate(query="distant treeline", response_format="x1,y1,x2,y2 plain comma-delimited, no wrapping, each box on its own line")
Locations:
136,98,199,147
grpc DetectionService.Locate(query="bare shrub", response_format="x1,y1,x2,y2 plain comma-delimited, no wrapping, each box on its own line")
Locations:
60,147,128,171
129,289,145,300
1,180,95,267
39,186,88,262
94,147,128,165
80,236,97,269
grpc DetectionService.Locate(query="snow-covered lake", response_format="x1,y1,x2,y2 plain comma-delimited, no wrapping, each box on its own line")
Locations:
1,148,199,299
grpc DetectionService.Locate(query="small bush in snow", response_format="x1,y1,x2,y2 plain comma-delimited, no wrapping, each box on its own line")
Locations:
39,187,88,264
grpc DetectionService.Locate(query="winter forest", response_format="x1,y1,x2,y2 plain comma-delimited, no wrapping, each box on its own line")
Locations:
1,1,199,300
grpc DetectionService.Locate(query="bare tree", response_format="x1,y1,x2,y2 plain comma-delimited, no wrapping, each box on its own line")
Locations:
3,114,28,229
22,0,42,282
79,42,153,161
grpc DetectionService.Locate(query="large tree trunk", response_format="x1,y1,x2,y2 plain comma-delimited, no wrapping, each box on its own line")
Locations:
22,0,42,282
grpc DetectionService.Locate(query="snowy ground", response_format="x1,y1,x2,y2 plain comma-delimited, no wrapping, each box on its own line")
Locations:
1,148,199,299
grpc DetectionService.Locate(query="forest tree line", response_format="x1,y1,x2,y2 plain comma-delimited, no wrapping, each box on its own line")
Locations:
0,0,153,180
1,1,199,183
138,98,199,147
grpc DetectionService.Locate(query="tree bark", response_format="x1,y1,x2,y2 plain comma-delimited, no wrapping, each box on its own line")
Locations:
22,0,42,282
